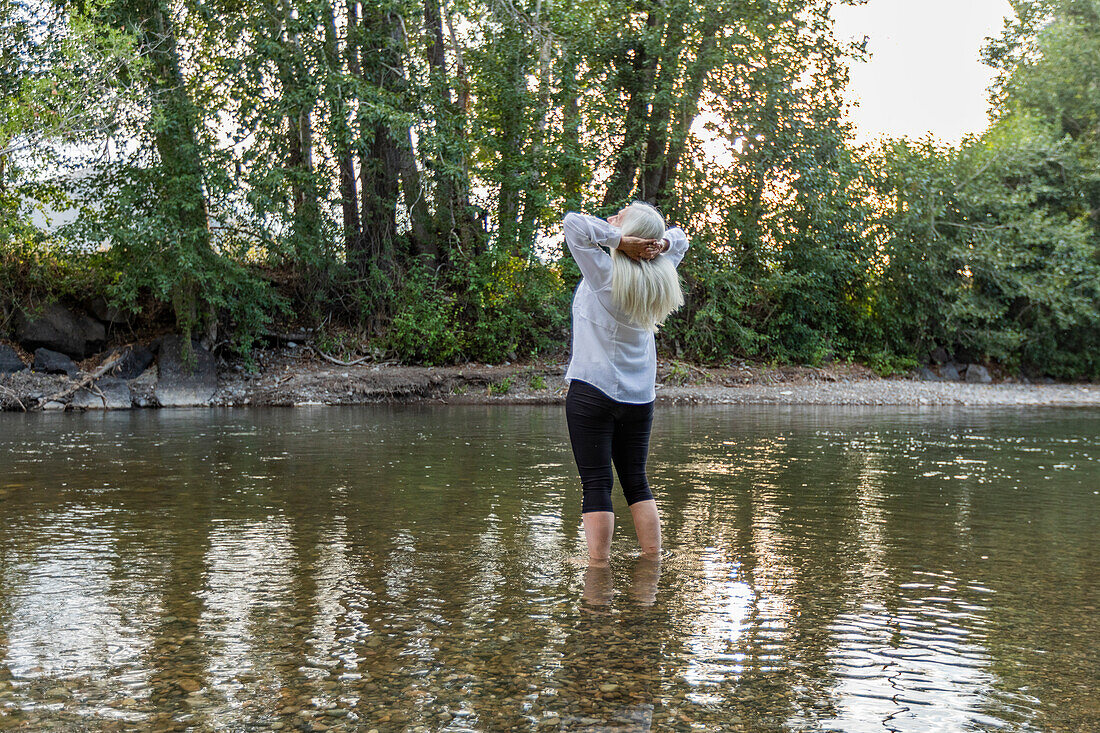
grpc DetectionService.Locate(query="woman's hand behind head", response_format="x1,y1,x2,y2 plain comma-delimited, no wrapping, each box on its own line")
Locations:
618,235,662,261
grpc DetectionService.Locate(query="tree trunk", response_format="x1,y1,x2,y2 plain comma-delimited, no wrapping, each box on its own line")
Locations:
496,26,527,254
559,48,584,213
357,121,401,275
398,128,436,258
601,11,660,209
639,5,687,203
323,0,361,256
130,0,214,341
518,33,554,254
274,0,320,250
390,11,437,259
655,9,720,211
423,0,478,253
423,0,456,237
354,5,407,276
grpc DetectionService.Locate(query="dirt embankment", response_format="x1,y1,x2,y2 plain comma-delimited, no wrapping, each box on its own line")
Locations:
5,342,1096,411
224,351,1100,407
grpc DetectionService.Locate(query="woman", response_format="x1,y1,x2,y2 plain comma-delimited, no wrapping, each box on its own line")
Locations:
563,202,689,565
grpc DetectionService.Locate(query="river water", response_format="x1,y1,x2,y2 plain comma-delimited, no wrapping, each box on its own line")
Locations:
0,406,1096,732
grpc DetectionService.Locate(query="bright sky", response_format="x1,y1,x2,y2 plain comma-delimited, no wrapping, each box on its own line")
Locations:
832,0,1013,144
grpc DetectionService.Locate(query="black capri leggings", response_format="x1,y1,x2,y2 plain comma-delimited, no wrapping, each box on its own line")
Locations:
565,380,655,513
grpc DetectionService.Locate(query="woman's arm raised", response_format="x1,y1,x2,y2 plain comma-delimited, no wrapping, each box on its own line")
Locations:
563,212,619,290
658,227,689,268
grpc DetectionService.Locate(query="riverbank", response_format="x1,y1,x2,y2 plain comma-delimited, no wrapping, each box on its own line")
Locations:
2,342,1097,410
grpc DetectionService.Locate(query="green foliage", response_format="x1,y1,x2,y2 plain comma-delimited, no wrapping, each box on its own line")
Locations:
59,163,285,355
3,0,1096,380
866,351,920,378
866,113,1100,377
488,376,513,395
385,262,462,365
528,373,547,390
663,361,691,386
386,249,570,365
314,326,365,361
660,246,764,364
0,234,111,329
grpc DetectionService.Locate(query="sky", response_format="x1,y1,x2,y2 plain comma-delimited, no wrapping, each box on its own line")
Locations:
831,0,1014,144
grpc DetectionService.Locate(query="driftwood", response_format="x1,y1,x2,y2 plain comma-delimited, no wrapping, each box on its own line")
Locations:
306,346,373,367
262,331,313,344
0,384,26,412
666,359,712,380
39,351,128,407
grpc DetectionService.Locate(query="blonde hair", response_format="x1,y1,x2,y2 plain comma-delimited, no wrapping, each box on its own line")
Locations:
610,201,685,332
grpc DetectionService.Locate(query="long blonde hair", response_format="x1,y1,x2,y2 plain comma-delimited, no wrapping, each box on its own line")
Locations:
610,202,685,332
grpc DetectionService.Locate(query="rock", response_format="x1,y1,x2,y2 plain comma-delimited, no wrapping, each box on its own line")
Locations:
916,366,940,382
930,347,950,364
965,364,992,384
108,346,156,379
0,343,26,373
33,347,81,376
176,678,201,693
41,401,66,411
72,378,132,410
939,363,963,381
88,296,132,325
154,335,217,407
14,303,105,358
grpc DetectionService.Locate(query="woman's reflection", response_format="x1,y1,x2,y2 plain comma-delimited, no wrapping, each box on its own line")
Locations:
557,557,667,731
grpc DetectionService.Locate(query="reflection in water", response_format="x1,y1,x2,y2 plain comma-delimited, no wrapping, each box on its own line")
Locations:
0,406,1097,731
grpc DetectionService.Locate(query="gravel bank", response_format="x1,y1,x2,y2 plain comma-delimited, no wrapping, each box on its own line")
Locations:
3,348,1098,410
654,380,1100,406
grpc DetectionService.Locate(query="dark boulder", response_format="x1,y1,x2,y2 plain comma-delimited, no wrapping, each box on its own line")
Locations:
14,303,106,358
916,366,941,382
940,363,963,381
88,296,132,326
930,347,950,364
108,345,156,379
72,378,132,410
965,364,993,384
153,335,217,407
0,344,26,373
33,347,81,376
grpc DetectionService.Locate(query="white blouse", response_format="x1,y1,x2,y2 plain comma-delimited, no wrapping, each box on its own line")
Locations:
563,212,690,404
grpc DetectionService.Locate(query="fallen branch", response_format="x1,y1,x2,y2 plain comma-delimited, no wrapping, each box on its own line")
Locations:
261,331,313,344
0,384,26,412
668,359,711,378
40,351,128,407
306,346,373,367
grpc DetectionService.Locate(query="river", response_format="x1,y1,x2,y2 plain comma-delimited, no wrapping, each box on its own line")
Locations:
0,406,1097,731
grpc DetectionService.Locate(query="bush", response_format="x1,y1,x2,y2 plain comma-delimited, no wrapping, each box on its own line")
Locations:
386,249,570,365
0,208,116,332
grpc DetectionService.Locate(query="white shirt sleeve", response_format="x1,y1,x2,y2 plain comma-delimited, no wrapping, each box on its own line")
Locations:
660,226,689,268
564,212,621,291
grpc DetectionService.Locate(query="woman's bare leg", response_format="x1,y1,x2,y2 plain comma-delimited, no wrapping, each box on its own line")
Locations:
629,499,661,557
583,511,615,563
